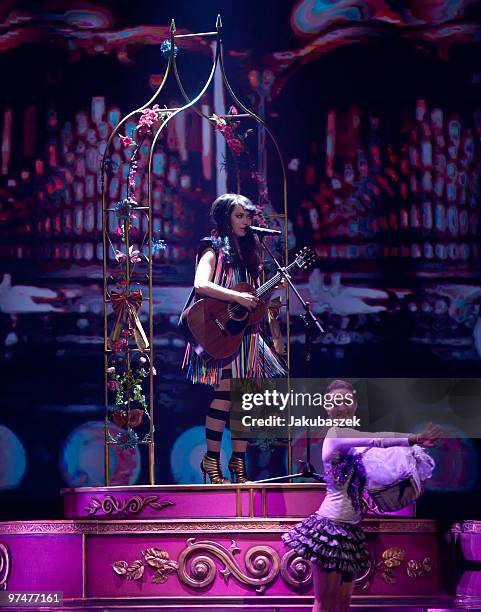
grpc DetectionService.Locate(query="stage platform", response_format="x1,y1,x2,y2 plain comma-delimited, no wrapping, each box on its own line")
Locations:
0,484,478,610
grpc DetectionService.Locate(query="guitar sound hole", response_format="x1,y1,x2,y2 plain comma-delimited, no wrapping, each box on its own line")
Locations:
228,304,249,321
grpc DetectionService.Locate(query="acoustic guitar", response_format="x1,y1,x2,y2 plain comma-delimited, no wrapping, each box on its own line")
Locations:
180,247,315,359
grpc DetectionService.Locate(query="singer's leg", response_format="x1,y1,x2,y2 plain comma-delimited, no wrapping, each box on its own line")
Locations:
224,370,250,482
201,368,231,484
205,370,231,458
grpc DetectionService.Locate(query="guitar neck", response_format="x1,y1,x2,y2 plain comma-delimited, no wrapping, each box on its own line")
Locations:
255,260,298,299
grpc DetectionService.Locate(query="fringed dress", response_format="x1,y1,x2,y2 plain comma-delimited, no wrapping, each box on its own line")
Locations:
182,237,287,386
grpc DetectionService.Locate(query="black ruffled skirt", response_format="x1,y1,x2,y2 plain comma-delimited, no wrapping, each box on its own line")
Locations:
282,512,370,582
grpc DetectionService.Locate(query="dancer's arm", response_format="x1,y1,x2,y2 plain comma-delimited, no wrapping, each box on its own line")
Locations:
323,423,443,459
194,249,259,310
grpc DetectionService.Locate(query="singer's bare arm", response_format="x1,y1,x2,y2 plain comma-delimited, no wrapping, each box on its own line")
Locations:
194,249,260,310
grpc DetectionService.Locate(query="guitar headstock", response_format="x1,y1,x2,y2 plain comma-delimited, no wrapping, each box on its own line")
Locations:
294,246,316,271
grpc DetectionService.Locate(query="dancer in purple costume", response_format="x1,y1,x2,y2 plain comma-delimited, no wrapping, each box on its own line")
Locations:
282,379,443,612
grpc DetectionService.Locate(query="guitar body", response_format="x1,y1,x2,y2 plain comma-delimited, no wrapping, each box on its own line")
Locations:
181,282,266,359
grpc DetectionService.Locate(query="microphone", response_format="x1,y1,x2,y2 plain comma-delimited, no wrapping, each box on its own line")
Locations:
247,225,282,236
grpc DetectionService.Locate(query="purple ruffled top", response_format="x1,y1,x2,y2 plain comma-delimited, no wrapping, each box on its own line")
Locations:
323,449,367,515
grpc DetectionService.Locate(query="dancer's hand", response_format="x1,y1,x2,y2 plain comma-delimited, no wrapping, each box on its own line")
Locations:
235,292,259,311
410,423,445,447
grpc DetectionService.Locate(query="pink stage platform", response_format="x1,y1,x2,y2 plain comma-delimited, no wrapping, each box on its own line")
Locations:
0,483,478,610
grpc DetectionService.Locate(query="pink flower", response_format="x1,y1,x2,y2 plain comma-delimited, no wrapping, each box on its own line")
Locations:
121,328,132,338
229,105,238,116
116,245,141,264
119,134,136,148
106,367,116,374
114,227,124,237
129,246,141,263
152,367,157,376
107,380,119,390
136,106,170,135
139,356,147,364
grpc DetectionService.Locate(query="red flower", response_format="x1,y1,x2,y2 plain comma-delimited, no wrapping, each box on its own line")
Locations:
121,329,132,338
223,125,234,140
227,138,245,156
112,338,128,352
107,380,119,390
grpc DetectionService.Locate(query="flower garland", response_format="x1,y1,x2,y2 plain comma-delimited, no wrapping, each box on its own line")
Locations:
210,106,247,157
105,101,172,451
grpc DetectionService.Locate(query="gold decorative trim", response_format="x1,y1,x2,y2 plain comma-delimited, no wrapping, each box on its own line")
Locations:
177,539,279,594
249,488,255,518
354,551,376,591
113,548,178,584
451,520,481,533
377,548,433,584
84,494,174,516
278,550,375,591
82,533,86,598
362,520,437,533
61,482,326,493
236,489,241,517
280,550,312,588
0,543,11,592
0,518,438,535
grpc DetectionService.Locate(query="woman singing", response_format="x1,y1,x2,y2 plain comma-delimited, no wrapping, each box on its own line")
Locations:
182,193,286,484
282,379,443,612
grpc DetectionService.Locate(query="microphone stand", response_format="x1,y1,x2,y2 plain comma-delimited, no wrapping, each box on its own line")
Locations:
252,236,325,484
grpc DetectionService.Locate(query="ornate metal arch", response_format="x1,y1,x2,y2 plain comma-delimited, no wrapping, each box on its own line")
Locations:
100,16,291,484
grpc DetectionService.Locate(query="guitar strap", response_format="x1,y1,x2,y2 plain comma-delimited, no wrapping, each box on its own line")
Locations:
178,240,219,327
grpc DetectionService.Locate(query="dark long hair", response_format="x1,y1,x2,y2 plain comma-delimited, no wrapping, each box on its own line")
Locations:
210,193,262,278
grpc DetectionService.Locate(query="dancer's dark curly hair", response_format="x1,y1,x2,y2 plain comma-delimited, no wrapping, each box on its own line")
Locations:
210,193,262,278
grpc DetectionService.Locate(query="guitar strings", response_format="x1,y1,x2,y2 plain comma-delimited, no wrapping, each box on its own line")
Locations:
215,253,309,326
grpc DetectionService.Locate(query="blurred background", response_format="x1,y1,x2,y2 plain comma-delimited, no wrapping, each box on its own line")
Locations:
1,0,481,526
